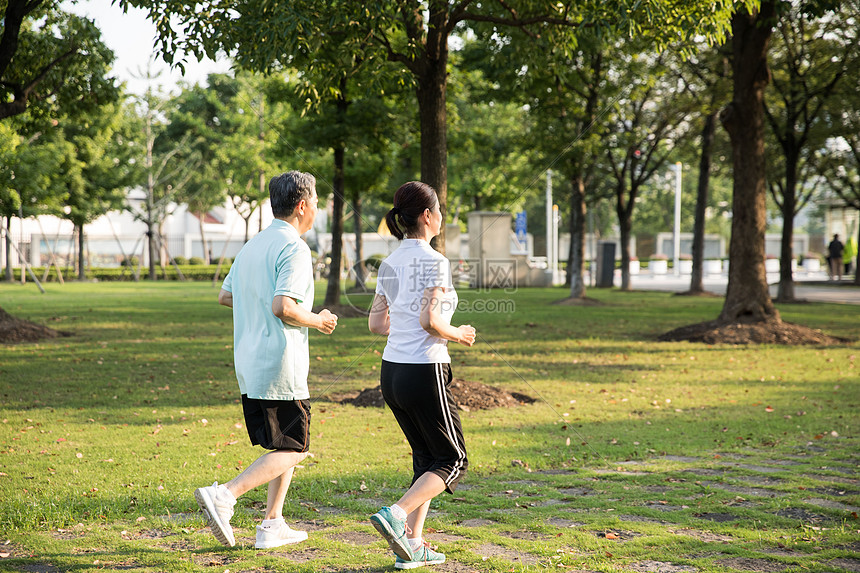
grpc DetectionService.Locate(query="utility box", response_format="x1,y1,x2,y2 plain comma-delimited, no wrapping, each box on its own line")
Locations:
468,211,515,289
596,241,616,288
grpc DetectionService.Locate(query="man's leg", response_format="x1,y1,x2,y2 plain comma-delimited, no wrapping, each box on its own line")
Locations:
265,466,295,520
225,450,308,500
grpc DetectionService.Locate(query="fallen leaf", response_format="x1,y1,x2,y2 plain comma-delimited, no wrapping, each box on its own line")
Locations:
605,532,619,539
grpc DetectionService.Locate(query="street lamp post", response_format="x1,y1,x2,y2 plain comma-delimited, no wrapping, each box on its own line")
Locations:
673,162,682,277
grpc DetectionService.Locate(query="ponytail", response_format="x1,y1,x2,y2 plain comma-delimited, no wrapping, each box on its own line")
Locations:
385,207,405,240
386,181,438,240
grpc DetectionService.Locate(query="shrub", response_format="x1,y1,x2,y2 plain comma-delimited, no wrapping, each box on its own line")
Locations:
173,256,188,265
365,254,386,271
188,256,205,265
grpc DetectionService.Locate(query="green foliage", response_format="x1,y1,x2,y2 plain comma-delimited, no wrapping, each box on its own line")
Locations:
0,3,119,120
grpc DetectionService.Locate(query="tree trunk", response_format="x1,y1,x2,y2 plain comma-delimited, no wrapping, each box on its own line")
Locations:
147,222,158,281
325,146,345,307
76,223,86,280
198,212,210,264
718,1,780,324
616,182,633,291
690,112,717,294
776,157,797,302
3,216,12,281
417,13,449,255
568,174,587,298
352,187,367,290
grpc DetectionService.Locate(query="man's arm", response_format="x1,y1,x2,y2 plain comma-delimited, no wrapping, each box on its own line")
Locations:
272,295,338,334
218,289,233,308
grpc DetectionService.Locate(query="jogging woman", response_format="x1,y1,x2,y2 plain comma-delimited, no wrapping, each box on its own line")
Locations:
368,181,476,570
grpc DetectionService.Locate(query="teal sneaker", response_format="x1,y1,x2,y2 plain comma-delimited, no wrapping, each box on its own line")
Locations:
395,541,446,569
370,507,412,561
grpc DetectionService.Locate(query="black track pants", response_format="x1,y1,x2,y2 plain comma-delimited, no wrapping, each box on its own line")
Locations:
380,360,468,492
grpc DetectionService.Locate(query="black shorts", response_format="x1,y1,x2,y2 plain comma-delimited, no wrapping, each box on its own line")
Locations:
241,395,311,452
380,361,468,493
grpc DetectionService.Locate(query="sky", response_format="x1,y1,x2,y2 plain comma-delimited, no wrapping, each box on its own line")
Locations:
64,0,232,95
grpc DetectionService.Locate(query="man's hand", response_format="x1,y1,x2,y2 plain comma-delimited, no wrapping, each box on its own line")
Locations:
317,309,338,334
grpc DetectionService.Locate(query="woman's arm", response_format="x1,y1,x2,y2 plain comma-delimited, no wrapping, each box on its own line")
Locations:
368,293,390,335
419,287,476,347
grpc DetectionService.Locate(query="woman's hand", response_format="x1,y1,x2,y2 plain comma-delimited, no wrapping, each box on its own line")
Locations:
457,324,476,347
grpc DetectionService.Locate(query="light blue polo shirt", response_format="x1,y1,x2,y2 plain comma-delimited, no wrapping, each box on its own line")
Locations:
221,219,314,400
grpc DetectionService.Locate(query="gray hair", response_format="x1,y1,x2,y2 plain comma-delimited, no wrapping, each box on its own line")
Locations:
269,171,316,218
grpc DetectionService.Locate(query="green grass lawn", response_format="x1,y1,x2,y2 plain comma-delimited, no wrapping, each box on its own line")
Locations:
0,282,858,572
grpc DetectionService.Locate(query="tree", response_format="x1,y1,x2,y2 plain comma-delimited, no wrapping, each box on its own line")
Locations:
678,45,732,294
0,120,67,280
602,48,695,291
764,5,857,301
59,100,132,279
0,1,117,120
716,1,780,324
127,84,199,280
120,0,742,255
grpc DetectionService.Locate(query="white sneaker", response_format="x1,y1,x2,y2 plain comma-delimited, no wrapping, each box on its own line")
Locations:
255,518,308,549
194,481,236,547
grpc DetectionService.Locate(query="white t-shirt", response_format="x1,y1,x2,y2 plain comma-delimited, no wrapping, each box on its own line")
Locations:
375,238,458,364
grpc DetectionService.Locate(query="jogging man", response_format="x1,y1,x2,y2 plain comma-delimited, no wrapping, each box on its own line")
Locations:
194,171,337,549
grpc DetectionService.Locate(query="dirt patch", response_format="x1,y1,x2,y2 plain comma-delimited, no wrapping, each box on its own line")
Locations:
810,486,860,497
661,456,703,463
558,487,593,496
337,379,535,410
732,464,788,474
16,564,62,573
714,557,790,572
268,546,323,562
460,518,495,527
736,476,786,487
158,539,198,551
547,518,585,528
803,498,860,513
626,561,697,572
683,468,731,477
473,543,540,565
428,531,471,543
617,515,667,524
774,508,829,523
699,482,778,497
825,558,860,572
594,529,642,541
498,530,551,540
658,318,846,345
327,531,379,546
290,519,331,532
136,529,175,539
693,512,740,522
0,307,69,344
193,554,238,567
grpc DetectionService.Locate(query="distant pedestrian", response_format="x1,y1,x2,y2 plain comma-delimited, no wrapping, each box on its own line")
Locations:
828,234,844,281
194,171,338,549
368,181,476,570
843,235,856,276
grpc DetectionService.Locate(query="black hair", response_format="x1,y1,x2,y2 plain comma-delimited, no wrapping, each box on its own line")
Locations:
384,181,438,240
269,171,315,218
